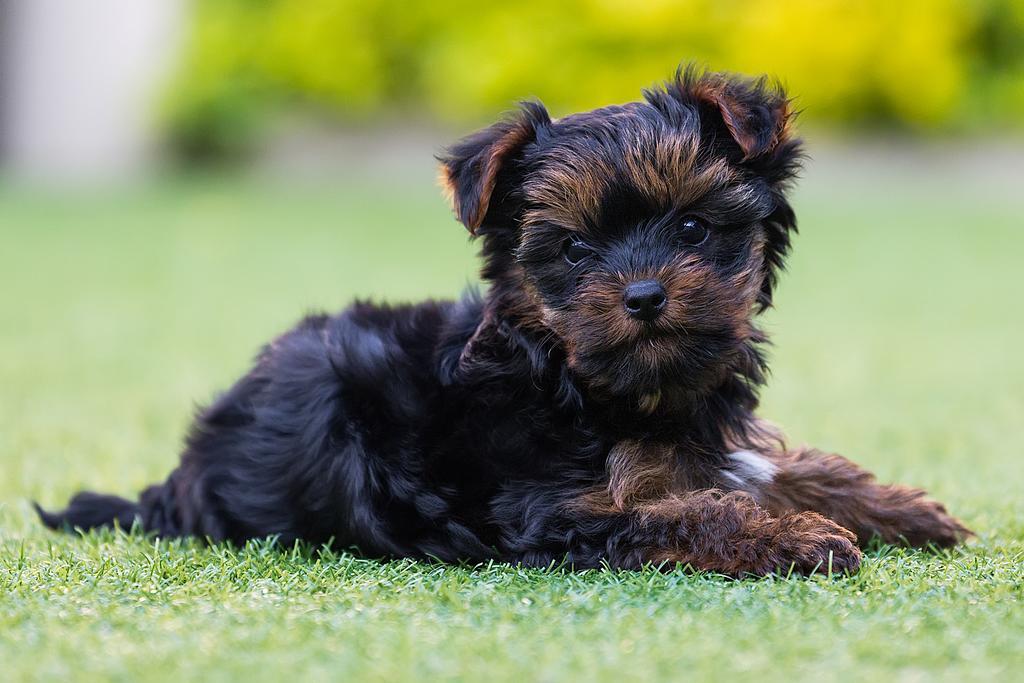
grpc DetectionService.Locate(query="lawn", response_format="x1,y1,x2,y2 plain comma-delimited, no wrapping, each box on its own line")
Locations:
1,144,1022,681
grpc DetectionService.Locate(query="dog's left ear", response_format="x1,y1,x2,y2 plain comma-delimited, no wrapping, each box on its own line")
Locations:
675,67,803,309
439,102,550,234
678,67,798,170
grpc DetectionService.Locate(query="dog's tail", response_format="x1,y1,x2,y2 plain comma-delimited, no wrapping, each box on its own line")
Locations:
33,481,178,536
33,492,139,532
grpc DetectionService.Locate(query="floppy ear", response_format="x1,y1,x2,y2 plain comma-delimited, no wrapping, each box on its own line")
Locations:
438,102,549,234
680,67,797,166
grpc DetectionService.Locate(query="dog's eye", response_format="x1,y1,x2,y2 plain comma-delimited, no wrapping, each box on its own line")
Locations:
680,217,709,246
564,238,594,266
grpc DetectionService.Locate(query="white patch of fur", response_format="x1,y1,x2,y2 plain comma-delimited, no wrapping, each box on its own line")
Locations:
721,450,779,488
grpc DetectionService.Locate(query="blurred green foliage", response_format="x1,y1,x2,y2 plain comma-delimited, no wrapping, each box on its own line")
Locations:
164,0,1024,157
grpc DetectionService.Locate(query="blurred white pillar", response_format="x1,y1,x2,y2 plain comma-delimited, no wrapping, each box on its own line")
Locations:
1,0,185,183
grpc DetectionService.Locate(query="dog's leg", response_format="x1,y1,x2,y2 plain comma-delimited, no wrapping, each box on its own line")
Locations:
501,488,862,577
628,490,863,576
749,447,971,548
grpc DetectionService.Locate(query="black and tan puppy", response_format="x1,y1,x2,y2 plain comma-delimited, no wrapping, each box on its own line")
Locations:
37,67,970,576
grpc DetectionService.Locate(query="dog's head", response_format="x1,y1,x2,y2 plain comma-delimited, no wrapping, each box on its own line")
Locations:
440,67,802,402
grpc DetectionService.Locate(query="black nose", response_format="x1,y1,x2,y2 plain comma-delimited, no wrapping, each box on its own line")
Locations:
623,280,667,321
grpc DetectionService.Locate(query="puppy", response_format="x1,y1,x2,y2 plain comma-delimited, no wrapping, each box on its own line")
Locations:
37,67,970,576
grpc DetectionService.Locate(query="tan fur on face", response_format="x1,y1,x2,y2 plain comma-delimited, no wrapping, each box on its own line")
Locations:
522,128,736,233
543,247,764,383
523,155,616,231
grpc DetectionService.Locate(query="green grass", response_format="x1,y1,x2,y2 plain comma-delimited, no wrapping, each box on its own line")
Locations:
1,150,1022,681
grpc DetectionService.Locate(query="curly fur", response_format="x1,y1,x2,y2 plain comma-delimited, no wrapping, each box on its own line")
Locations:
36,66,970,577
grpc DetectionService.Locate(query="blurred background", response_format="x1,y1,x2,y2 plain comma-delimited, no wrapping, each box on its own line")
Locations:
2,0,1024,178
0,0,1022,515
2,6,1023,678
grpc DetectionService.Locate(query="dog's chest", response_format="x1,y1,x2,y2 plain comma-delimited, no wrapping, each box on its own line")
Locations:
598,439,778,511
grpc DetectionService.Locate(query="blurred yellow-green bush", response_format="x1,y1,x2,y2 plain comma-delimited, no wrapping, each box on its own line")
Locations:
165,0,1024,157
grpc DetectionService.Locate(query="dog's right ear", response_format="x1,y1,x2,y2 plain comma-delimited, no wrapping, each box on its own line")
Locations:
439,102,549,234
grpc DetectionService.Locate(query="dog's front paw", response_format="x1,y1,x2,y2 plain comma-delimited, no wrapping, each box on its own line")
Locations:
760,512,862,577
